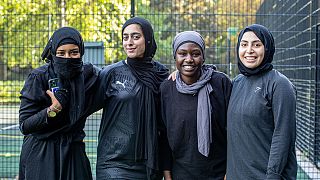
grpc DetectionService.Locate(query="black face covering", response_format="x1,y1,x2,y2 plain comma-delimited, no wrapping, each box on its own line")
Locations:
41,27,85,79
40,27,86,129
52,56,83,79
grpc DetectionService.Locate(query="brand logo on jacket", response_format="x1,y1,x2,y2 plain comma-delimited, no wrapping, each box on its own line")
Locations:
116,80,126,88
254,87,261,93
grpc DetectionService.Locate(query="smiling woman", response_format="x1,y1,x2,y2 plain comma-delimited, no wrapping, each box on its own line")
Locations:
238,31,265,69
175,42,203,85
226,24,297,179
159,31,232,180
82,17,169,180
122,24,146,58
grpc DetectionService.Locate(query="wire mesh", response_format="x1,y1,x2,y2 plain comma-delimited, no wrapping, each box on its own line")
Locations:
0,0,319,179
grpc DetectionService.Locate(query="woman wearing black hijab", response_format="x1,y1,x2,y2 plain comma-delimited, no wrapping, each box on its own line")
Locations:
18,27,98,180
226,24,297,179
84,17,169,180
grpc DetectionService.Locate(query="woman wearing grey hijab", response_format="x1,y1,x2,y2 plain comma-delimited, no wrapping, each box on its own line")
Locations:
159,31,232,179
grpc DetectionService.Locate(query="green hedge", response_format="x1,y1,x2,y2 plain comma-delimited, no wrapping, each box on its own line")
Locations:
0,81,25,103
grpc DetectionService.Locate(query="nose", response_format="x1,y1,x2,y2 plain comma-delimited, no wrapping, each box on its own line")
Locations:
65,52,71,58
185,54,194,62
247,45,254,53
126,36,134,45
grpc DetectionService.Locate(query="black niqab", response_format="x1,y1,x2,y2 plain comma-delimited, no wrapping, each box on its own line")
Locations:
41,27,85,130
19,27,94,180
237,24,275,76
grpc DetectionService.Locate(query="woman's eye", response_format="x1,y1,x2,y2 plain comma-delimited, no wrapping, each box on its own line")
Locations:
123,36,129,41
133,35,140,40
240,43,247,47
178,52,186,56
56,52,64,56
70,50,79,55
192,52,201,57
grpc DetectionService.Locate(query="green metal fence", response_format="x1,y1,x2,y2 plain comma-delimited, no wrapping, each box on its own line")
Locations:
0,0,319,179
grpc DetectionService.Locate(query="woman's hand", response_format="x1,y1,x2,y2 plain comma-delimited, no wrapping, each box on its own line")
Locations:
46,90,62,112
168,70,178,81
163,170,172,180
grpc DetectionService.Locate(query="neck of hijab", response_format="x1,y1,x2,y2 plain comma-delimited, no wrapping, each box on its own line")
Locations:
126,57,168,93
237,24,275,76
176,64,214,157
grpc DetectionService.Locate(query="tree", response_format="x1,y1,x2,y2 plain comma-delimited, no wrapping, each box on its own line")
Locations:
0,0,263,79
137,0,263,74
0,0,131,80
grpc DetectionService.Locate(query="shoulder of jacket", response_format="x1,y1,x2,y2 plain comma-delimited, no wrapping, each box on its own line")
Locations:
100,61,122,71
212,70,231,79
29,64,49,77
160,79,174,90
153,61,169,70
232,74,244,82
269,70,295,89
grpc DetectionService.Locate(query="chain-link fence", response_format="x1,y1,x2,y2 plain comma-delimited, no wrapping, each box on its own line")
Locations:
0,0,319,179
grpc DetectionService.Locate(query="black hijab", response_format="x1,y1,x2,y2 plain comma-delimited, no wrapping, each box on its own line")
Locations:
237,24,275,76
122,16,157,59
41,27,85,60
122,17,168,178
122,17,168,93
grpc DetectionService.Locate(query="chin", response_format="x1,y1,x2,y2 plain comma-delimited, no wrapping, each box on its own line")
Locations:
181,71,197,77
244,63,257,69
127,54,136,58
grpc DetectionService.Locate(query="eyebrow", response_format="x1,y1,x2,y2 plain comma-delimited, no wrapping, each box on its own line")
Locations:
177,48,201,52
240,40,262,43
123,32,141,36
57,48,79,51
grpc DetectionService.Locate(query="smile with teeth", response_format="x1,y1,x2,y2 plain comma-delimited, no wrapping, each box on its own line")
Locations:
245,56,257,62
182,65,195,71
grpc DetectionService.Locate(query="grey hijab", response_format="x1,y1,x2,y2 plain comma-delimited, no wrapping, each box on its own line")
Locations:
176,66,213,157
173,31,213,157
172,31,205,60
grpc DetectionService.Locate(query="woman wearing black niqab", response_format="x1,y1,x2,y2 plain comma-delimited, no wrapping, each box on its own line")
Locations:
84,17,169,180
18,27,98,180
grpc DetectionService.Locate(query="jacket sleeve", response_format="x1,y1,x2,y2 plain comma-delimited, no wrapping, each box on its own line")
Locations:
19,72,51,135
223,74,232,130
266,77,297,179
82,65,112,117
